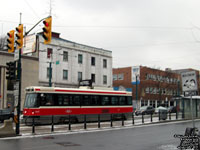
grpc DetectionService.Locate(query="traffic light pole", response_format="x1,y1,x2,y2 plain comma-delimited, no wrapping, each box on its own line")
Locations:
15,48,21,135
49,61,52,87
24,17,49,37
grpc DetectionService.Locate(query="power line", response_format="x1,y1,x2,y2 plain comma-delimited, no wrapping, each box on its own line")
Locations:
23,0,40,19
0,18,193,30
53,25,192,30
105,40,200,49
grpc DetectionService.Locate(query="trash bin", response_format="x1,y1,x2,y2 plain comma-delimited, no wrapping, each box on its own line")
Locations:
159,109,167,120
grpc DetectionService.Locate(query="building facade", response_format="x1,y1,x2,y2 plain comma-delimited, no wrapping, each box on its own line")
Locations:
0,32,112,110
113,66,181,108
0,51,39,110
37,32,113,88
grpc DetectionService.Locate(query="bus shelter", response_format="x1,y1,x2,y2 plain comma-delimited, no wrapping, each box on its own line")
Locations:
182,96,200,119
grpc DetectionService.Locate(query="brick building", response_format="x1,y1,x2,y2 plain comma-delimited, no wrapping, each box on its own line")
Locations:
113,66,181,108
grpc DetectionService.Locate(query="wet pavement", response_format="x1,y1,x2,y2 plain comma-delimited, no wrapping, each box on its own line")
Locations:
0,119,199,150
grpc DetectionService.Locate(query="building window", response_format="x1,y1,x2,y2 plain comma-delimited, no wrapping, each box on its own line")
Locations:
145,87,149,93
63,70,68,80
157,88,160,94
149,87,153,94
153,88,156,94
91,57,95,66
103,59,107,68
63,51,68,62
118,74,124,80
163,88,166,95
152,101,156,108
47,48,52,58
91,74,95,83
78,54,83,64
78,72,82,81
113,74,117,81
141,100,144,106
103,75,107,84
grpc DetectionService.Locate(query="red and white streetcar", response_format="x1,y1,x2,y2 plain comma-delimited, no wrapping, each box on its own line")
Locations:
23,86,133,125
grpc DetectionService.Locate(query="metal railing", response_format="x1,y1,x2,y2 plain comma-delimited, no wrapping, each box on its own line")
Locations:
25,111,185,135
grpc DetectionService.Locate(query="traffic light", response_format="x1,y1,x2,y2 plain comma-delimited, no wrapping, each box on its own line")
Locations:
6,61,16,80
42,16,52,44
7,30,15,53
15,24,23,49
6,62,11,80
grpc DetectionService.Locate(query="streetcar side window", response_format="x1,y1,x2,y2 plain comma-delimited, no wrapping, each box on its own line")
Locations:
63,95,70,105
127,97,132,105
91,95,100,105
111,97,118,105
46,94,54,106
40,94,54,106
119,96,126,105
58,95,63,105
56,94,71,106
82,95,91,106
101,96,110,105
72,95,81,106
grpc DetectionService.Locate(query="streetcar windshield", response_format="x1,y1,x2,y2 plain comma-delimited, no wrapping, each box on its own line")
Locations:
24,93,38,108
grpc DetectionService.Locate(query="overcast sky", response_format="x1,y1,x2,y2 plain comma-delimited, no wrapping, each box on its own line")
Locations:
1,0,200,70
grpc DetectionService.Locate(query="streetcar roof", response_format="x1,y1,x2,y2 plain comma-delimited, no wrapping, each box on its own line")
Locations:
25,86,132,96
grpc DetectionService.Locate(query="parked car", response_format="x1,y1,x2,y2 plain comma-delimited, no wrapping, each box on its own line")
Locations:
155,106,168,114
167,106,177,113
0,109,14,123
135,106,155,116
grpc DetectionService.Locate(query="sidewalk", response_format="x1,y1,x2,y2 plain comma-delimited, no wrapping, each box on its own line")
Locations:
17,113,184,136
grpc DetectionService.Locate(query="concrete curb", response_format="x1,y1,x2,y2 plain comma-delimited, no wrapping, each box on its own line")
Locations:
0,119,16,138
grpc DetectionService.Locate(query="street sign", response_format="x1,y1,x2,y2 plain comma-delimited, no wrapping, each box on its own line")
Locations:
131,66,140,85
14,50,19,61
23,34,36,54
56,60,60,65
79,79,92,87
181,71,198,92
14,82,19,107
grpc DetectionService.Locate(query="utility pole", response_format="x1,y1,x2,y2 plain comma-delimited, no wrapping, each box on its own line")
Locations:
49,62,52,87
15,12,22,135
136,75,138,108
49,53,52,87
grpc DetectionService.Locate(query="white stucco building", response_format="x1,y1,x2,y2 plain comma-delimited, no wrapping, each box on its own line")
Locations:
0,32,112,110
37,32,113,88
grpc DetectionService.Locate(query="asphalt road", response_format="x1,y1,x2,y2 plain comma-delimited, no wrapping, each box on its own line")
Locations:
0,119,198,150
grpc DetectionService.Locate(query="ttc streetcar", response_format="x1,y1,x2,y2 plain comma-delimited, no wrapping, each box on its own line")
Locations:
23,86,133,125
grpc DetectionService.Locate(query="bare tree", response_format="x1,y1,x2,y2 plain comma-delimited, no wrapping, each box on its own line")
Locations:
152,69,179,107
